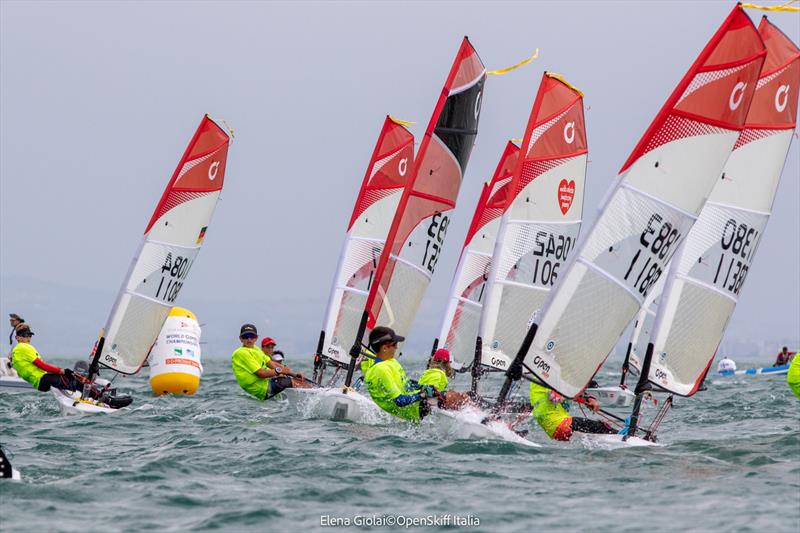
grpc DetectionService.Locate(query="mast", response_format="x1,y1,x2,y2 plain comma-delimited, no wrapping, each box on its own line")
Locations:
497,5,766,404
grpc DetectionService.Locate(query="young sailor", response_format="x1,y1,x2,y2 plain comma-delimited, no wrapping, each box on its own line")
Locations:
231,324,301,400
787,352,800,401
774,346,794,367
717,356,736,373
260,337,310,389
11,325,77,392
363,326,433,421
8,313,24,351
529,381,615,441
418,348,470,410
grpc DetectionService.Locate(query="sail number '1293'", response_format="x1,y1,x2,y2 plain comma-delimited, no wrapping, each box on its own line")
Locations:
623,213,682,297
155,253,193,303
421,213,449,275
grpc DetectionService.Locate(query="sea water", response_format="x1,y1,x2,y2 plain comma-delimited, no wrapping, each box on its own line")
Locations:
1,358,798,532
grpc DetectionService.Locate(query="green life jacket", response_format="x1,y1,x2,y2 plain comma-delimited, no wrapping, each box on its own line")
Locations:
418,368,448,391
12,342,47,389
364,358,421,421
231,346,271,400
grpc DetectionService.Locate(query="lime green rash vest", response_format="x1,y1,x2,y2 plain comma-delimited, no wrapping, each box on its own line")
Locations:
529,381,571,439
364,358,421,421
231,346,271,400
788,353,800,401
418,368,448,391
12,342,47,389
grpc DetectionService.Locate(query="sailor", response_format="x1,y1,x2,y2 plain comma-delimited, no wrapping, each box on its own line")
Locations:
774,346,794,367
2,314,25,377
11,325,77,393
529,381,615,441
363,326,434,421
787,351,800,401
231,324,296,400
8,313,24,350
717,355,737,373
418,348,469,410
260,337,310,389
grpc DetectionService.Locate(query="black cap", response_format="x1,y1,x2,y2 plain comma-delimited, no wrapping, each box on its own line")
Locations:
9,313,24,322
240,324,258,336
15,325,34,337
368,326,404,350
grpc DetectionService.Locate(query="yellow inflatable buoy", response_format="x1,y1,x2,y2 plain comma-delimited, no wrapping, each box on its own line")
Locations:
148,307,203,396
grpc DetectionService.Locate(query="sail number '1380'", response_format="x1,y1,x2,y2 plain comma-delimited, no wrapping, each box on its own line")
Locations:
710,218,759,296
155,253,193,303
623,213,682,297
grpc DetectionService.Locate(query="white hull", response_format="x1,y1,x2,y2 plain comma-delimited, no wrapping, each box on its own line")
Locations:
51,389,121,416
578,433,662,448
0,375,34,391
584,386,635,408
427,406,539,447
279,387,392,424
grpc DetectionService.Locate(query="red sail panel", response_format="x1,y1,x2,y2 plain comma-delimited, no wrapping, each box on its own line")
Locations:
144,116,230,234
742,17,800,131
348,117,415,230
366,37,486,330
463,141,519,247
620,6,766,173
513,73,588,199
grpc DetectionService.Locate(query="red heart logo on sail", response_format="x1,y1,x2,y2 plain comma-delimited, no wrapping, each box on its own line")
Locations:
558,179,575,215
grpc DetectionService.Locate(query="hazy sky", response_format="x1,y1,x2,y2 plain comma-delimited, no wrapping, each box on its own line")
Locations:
1,1,798,359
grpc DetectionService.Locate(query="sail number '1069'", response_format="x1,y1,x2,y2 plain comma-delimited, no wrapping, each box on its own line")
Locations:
623,213,682,298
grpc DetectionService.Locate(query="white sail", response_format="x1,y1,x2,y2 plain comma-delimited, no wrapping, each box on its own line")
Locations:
627,275,665,375
320,118,414,365
100,116,231,374
520,6,766,398
436,142,518,370
646,18,800,396
479,73,588,373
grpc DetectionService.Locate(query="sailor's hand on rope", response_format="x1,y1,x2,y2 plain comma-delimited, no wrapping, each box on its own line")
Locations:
587,397,600,413
548,390,564,405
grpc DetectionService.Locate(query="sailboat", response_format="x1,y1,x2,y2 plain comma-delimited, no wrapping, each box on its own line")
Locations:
52,115,232,414
431,141,519,371
492,5,767,445
293,38,486,423
473,72,588,400
624,16,799,437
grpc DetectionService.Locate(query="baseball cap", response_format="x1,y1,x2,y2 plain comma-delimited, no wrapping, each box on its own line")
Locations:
240,324,258,337
432,348,451,363
15,325,34,337
368,326,404,350
261,337,277,347
271,350,285,362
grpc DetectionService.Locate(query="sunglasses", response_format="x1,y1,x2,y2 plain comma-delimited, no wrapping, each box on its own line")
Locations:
241,333,257,340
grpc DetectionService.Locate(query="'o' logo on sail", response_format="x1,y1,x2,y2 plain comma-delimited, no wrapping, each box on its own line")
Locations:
208,161,220,181
398,157,408,176
474,91,482,119
729,82,746,111
545,340,555,352
775,85,790,113
563,122,575,144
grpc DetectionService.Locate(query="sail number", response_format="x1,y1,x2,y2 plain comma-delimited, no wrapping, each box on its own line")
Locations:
421,213,449,275
623,214,682,297
530,232,574,286
711,218,759,296
155,253,193,303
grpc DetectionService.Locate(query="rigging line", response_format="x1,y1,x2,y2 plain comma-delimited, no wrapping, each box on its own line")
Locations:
487,49,540,75
741,0,799,11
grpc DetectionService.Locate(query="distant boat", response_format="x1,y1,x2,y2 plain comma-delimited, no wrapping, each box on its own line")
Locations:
719,364,791,376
